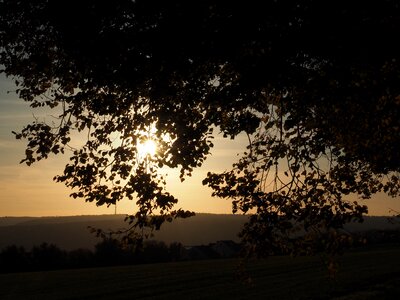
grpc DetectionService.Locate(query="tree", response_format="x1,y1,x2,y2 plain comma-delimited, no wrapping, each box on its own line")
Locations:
168,242,185,261
94,238,129,266
1,0,399,257
31,243,66,270
0,245,29,273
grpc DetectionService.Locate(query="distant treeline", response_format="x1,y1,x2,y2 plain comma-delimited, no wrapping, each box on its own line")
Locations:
0,239,241,273
2,228,399,274
353,228,400,245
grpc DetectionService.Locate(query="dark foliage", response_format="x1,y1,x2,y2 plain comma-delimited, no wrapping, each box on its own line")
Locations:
30,243,67,270
0,239,242,273
1,0,399,258
0,245,30,273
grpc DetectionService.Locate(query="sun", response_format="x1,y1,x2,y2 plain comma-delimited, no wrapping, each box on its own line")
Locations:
137,139,157,159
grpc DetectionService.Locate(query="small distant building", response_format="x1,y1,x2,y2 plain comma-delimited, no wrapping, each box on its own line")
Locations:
211,240,241,258
183,240,241,260
183,245,219,260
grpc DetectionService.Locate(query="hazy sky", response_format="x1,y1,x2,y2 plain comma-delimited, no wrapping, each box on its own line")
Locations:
0,74,399,216
0,74,248,216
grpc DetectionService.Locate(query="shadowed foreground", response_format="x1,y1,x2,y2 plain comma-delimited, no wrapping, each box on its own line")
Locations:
0,244,399,299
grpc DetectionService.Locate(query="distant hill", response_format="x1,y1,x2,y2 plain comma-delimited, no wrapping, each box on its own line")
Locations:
0,215,123,250
344,216,400,232
0,214,398,251
0,214,248,250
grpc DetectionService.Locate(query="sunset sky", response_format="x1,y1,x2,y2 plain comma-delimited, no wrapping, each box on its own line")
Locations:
1,73,399,217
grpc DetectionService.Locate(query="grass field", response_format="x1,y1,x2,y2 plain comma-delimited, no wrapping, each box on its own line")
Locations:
1,243,399,299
